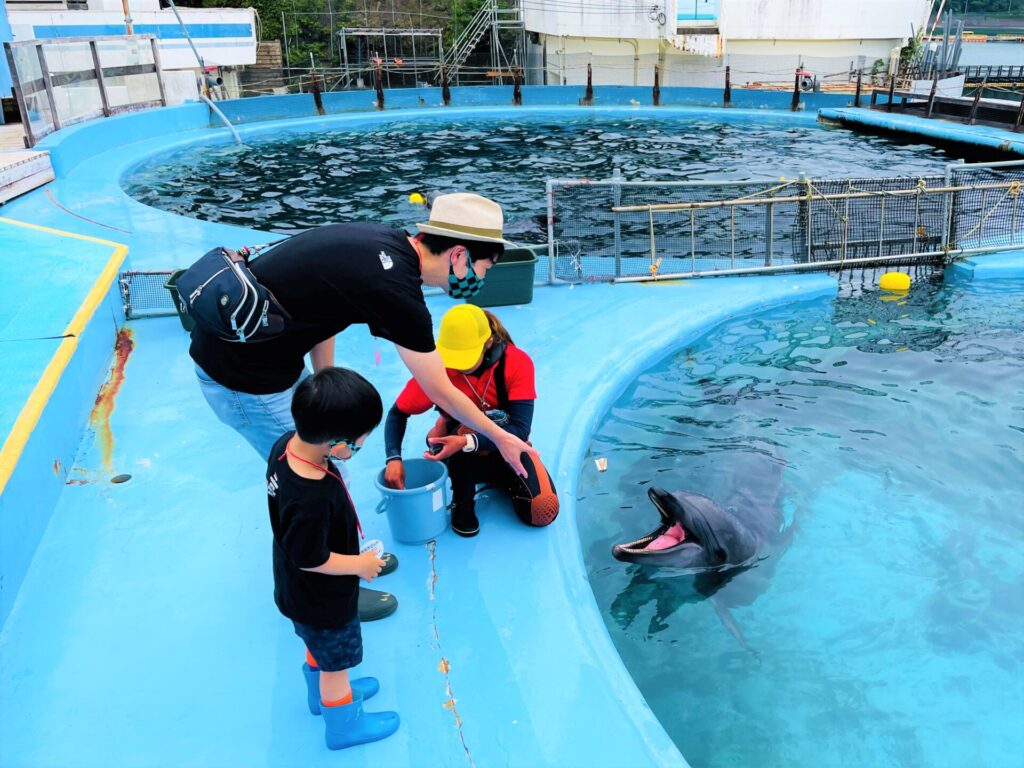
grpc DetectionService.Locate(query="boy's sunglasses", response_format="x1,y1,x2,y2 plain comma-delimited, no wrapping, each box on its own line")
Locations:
329,438,361,455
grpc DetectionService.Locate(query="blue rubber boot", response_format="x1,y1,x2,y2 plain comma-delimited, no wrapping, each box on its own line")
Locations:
322,689,400,750
301,664,380,715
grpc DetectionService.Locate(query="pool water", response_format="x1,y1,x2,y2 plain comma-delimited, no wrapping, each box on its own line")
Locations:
124,113,961,238
579,275,1024,768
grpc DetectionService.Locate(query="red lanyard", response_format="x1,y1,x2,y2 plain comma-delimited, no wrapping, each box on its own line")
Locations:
280,439,364,540
461,366,496,410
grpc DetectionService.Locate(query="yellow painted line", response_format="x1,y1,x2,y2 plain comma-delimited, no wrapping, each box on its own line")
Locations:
0,217,128,496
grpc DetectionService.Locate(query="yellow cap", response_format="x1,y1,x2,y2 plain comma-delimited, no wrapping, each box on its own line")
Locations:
436,304,491,370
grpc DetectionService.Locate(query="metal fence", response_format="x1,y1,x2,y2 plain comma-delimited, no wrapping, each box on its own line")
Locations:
4,35,166,147
546,161,1024,283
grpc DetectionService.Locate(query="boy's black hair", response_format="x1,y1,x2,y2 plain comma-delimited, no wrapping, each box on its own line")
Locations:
419,232,504,264
291,367,383,445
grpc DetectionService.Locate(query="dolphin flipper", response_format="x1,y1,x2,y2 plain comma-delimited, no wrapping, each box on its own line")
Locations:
711,596,761,661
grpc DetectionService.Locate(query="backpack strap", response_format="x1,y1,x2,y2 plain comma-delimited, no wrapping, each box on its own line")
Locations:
494,351,509,410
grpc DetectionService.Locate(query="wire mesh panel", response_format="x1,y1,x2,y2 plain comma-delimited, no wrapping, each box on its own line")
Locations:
120,271,178,318
548,173,950,282
948,162,1024,250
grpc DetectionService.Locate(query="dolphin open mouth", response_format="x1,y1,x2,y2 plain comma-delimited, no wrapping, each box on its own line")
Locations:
611,487,701,561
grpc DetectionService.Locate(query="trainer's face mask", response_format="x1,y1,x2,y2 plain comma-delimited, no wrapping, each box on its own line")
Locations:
448,247,485,298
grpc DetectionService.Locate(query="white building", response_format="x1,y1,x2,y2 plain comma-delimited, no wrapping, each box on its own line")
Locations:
6,0,256,70
524,0,932,88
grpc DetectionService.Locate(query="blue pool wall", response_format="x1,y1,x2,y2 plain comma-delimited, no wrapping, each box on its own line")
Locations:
2,87,1024,763
0,277,123,622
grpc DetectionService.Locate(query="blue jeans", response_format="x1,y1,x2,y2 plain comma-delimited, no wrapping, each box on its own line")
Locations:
194,364,310,463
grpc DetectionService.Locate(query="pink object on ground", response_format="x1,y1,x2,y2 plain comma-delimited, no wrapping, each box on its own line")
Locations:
644,523,685,551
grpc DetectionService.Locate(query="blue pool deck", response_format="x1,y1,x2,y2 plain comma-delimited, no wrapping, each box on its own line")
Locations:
3,88,1024,767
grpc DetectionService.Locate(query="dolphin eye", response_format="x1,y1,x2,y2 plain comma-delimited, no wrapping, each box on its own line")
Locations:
714,548,727,562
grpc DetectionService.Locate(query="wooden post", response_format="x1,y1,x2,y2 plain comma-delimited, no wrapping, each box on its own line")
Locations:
926,72,938,118
724,65,731,106
791,67,801,111
374,61,384,109
1014,96,1024,132
870,87,878,107
968,77,986,124
310,67,325,115
886,74,896,112
653,64,660,106
854,68,862,108
441,64,451,106
513,67,522,105
582,61,594,105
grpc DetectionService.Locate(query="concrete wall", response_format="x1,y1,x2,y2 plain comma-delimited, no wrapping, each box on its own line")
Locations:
524,0,677,41
537,34,899,87
7,7,256,68
721,0,931,41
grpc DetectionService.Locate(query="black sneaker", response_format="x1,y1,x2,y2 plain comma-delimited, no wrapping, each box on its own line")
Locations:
450,503,479,537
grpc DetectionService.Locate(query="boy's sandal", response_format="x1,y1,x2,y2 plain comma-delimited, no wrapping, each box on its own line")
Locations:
358,586,398,622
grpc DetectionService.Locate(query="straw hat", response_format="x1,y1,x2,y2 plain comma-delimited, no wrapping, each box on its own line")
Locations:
435,304,491,370
416,193,510,244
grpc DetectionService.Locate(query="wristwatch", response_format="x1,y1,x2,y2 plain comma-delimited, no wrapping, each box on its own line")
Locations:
462,433,478,452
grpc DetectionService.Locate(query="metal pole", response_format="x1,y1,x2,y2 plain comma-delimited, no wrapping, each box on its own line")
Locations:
150,36,167,106
612,167,623,275
854,68,862,107
282,11,290,70
766,202,774,266
546,180,557,284
90,40,111,116
341,30,350,88
878,197,886,257
36,43,61,132
927,72,939,118
121,0,134,35
690,208,696,272
791,67,800,111
724,65,731,106
886,73,896,112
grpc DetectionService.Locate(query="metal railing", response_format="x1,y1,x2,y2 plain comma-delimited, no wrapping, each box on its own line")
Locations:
4,35,166,147
546,161,1024,283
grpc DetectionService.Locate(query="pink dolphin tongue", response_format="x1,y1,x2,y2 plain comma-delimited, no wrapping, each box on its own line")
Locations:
644,523,686,551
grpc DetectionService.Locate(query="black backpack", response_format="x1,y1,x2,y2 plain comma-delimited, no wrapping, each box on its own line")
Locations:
175,245,291,343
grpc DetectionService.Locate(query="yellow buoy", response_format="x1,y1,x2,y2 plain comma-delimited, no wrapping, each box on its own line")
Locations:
408,192,427,205
879,272,911,292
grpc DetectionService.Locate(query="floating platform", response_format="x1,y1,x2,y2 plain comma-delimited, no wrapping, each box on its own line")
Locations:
818,106,1024,156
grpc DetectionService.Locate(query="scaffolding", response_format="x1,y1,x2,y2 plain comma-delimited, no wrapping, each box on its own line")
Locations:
336,28,444,90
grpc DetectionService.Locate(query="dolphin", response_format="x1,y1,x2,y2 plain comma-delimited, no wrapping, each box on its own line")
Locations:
607,454,794,653
612,488,763,572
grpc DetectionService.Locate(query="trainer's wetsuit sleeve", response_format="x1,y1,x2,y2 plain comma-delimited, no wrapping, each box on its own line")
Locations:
384,404,410,462
475,400,534,453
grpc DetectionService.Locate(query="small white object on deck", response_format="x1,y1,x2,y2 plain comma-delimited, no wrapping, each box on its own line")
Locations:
595,457,608,472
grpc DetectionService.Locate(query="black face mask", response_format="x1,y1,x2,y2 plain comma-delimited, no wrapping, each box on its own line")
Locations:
468,341,505,377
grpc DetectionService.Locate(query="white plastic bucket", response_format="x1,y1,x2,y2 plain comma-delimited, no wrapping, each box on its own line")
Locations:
373,459,449,543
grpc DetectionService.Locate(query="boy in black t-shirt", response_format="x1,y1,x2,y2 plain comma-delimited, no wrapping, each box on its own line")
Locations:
266,368,399,750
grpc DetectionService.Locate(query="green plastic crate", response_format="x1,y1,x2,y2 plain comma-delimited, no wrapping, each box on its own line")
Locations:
468,246,539,308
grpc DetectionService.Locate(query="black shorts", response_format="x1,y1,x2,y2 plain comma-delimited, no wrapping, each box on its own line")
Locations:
292,615,363,672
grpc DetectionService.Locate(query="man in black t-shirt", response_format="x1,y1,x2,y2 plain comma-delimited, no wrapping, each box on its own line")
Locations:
193,194,539,617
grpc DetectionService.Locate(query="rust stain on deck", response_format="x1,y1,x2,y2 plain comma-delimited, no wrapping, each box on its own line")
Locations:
88,328,135,474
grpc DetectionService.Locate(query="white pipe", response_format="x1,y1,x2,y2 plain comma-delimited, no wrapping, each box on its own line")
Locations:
618,38,639,86
201,94,241,145
165,0,242,145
